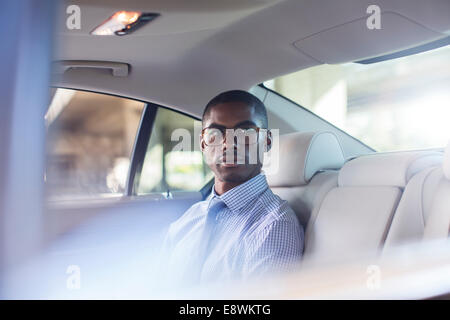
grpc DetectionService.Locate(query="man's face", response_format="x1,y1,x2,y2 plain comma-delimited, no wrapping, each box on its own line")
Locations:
201,102,271,184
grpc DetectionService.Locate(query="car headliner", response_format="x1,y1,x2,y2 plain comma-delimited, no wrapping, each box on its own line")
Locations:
52,0,450,117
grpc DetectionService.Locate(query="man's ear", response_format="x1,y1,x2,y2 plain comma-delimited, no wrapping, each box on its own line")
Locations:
199,134,205,152
265,130,272,152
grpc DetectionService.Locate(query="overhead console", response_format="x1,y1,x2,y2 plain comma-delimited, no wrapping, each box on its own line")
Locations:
293,10,450,64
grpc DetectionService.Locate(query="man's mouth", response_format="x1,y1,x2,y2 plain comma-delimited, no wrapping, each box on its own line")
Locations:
220,163,240,168
217,154,246,166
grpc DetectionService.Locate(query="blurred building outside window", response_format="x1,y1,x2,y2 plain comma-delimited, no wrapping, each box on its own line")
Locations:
45,89,144,200
265,45,450,152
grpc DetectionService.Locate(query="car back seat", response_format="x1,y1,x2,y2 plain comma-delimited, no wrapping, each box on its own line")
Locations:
265,131,345,229
304,150,443,262
384,142,450,248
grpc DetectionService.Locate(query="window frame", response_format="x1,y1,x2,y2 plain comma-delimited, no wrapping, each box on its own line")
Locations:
126,103,157,196
129,104,215,197
51,87,215,199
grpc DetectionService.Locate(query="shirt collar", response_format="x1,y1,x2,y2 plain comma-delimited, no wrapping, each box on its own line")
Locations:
208,173,268,212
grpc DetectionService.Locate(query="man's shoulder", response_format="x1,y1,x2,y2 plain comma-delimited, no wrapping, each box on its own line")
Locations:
259,188,295,216
250,188,299,228
242,188,303,250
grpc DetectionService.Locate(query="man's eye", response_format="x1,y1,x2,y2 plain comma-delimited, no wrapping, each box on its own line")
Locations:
205,129,223,145
207,133,216,142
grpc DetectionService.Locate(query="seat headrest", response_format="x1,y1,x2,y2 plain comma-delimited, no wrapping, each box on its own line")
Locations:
338,151,443,187
444,141,450,180
265,131,345,187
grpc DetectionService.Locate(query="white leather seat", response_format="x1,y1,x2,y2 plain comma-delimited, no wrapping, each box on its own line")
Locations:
385,142,450,248
264,131,345,228
304,150,443,262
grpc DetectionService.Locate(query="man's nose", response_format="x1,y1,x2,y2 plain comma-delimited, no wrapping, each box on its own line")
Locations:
222,132,237,151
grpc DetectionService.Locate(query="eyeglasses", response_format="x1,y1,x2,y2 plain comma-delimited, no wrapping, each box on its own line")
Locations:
201,127,265,146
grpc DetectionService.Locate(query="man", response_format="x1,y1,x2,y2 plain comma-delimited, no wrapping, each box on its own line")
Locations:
161,90,303,285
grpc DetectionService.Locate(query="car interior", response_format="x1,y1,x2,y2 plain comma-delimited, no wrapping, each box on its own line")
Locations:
1,0,449,299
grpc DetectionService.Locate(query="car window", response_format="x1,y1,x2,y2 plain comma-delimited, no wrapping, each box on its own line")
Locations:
45,88,145,200
136,107,213,195
265,44,450,152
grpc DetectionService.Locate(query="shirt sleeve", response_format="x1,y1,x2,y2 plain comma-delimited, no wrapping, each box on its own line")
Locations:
242,213,304,279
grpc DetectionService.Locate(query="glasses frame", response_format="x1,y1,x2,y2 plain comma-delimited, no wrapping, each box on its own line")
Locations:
201,126,266,147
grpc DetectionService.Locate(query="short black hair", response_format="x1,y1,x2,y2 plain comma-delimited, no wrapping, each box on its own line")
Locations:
202,90,268,128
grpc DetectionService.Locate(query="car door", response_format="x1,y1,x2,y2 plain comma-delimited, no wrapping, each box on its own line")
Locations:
45,89,213,244
3,87,213,298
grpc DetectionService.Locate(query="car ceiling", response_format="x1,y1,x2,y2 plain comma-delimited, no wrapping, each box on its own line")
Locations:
53,0,450,117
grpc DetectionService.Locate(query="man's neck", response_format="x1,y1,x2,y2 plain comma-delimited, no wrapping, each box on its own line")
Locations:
214,172,260,196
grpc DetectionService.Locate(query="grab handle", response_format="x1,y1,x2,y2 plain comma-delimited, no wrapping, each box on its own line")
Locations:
52,60,129,77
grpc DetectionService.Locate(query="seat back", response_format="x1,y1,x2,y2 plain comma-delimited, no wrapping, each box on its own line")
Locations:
265,131,345,228
305,150,443,262
385,143,449,247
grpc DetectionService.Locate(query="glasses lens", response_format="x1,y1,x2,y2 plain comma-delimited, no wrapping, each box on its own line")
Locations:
233,128,258,145
245,128,258,145
204,128,223,146
204,128,260,146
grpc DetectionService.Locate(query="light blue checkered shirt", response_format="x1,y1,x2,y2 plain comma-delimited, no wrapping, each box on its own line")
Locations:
161,174,304,285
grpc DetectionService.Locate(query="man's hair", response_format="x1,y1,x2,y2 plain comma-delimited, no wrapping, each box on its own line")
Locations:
202,90,268,128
